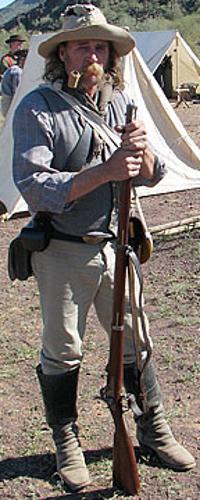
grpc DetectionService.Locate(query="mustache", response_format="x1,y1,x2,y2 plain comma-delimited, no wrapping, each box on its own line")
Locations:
67,64,105,90
82,62,104,79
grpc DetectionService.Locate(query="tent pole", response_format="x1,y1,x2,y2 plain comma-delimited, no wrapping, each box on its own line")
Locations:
149,214,200,236
175,31,179,88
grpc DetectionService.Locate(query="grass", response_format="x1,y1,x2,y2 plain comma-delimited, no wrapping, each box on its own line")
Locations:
145,233,200,328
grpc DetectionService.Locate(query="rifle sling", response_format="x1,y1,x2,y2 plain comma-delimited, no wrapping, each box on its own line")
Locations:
127,246,152,372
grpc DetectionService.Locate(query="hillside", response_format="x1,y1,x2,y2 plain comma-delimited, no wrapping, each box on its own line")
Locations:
0,0,42,25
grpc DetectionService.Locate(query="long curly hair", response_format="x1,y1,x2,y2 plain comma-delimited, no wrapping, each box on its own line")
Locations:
43,42,125,89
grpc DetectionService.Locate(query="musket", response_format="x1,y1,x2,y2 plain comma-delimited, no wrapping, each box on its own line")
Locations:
101,103,140,495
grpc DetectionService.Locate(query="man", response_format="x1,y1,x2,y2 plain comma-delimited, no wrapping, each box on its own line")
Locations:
0,34,25,78
12,2,195,493
1,49,28,117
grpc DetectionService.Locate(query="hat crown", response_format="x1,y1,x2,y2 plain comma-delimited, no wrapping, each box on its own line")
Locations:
38,2,135,59
62,3,107,31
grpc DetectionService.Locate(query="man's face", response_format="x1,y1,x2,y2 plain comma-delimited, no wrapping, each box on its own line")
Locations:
10,40,23,53
59,39,110,94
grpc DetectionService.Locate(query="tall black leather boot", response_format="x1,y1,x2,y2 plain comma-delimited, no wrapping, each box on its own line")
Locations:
36,364,90,492
124,361,195,471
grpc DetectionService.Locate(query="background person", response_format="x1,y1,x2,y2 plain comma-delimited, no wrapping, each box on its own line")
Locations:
1,49,28,117
12,2,195,493
0,34,25,78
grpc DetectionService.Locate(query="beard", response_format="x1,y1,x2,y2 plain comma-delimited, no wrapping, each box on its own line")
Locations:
79,62,104,89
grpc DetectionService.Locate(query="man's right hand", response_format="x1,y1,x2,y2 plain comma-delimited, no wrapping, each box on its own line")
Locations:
105,147,143,182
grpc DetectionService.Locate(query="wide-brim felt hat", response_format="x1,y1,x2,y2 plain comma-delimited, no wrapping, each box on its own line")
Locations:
6,34,25,44
38,3,135,59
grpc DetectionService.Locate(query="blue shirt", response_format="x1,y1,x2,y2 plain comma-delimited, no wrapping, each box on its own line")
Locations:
1,65,23,97
13,83,166,236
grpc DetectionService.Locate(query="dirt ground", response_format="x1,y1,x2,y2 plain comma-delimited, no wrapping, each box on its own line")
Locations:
0,102,200,499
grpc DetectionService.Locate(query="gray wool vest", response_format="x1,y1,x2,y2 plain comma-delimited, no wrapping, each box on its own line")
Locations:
37,85,131,236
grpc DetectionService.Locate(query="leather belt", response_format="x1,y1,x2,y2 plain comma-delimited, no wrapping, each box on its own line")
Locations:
51,229,113,245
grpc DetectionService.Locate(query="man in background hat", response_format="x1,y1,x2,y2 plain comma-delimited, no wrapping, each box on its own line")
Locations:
12,2,196,493
0,34,25,78
1,48,28,117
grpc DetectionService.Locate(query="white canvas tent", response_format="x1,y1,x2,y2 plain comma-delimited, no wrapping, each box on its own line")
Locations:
1,33,200,217
132,30,200,97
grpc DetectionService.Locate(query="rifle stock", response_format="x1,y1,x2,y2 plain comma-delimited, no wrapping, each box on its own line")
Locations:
113,414,140,494
101,104,140,495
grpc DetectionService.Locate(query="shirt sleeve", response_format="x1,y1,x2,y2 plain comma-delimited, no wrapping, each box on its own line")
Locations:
11,68,22,95
133,155,167,187
1,56,9,70
12,91,75,214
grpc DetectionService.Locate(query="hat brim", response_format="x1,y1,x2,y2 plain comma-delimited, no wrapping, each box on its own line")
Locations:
38,24,135,58
5,38,25,44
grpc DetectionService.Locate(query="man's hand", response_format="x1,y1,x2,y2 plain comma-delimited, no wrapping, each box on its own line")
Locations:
120,120,147,155
105,148,143,181
105,120,147,181
66,119,155,203
115,120,155,180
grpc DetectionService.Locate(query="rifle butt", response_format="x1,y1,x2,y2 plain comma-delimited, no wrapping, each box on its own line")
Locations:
112,417,140,495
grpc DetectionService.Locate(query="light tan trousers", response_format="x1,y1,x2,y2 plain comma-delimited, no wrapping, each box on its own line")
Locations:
31,239,150,375
1,94,12,117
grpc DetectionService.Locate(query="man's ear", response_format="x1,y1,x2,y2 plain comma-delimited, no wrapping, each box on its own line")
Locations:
58,45,65,62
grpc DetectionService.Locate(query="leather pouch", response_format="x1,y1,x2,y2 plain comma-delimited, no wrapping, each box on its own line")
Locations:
8,236,32,281
19,218,52,252
129,216,153,264
8,216,52,281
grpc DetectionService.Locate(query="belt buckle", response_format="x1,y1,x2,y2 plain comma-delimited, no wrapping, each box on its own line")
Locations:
82,235,105,245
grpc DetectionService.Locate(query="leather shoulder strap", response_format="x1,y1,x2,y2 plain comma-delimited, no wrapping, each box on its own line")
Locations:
49,87,121,149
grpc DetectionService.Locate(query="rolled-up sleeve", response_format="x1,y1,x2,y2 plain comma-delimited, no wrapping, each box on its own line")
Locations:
12,91,74,213
133,155,167,187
